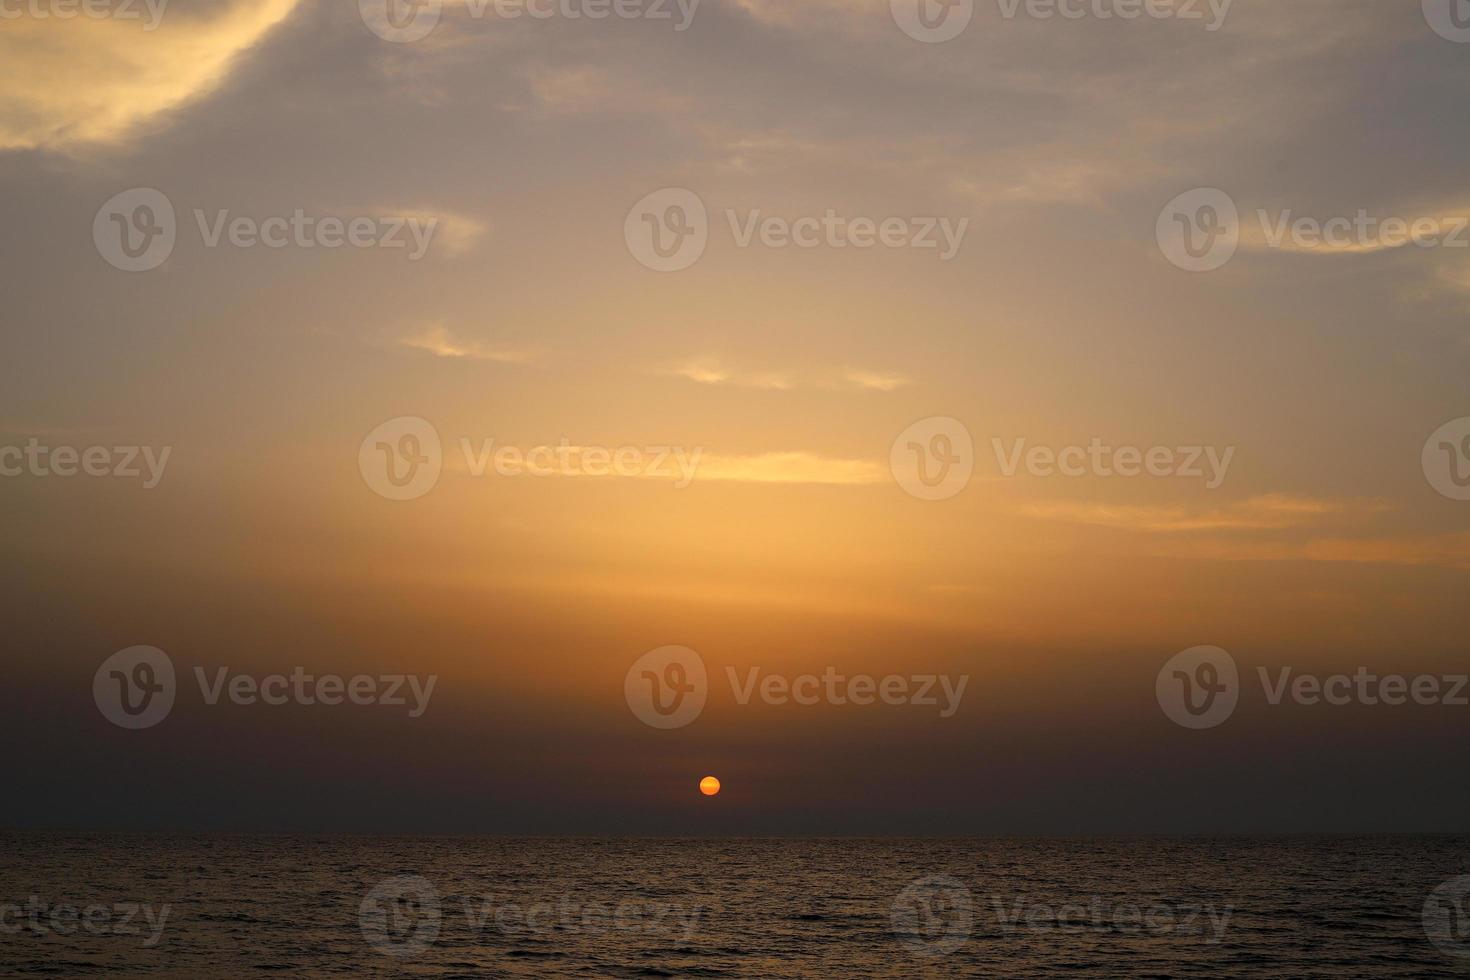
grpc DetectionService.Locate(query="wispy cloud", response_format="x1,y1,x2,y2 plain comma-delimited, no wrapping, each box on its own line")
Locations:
668,359,908,392
693,451,886,486
668,359,793,391
361,207,486,257
1240,205,1470,256
1152,532,1470,570
1018,494,1469,569
0,0,300,151
523,64,691,115
842,369,911,392
394,324,533,364
1016,494,1393,534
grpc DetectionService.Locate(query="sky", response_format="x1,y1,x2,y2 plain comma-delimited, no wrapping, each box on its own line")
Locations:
2,0,1469,834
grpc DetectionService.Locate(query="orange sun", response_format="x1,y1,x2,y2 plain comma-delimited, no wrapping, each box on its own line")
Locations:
699,775,721,796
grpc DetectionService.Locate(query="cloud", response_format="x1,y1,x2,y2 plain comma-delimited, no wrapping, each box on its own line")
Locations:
672,361,730,385
0,0,301,151
1018,494,1470,569
689,451,886,486
522,63,691,115
842,369,911,392
668,359,909,392
1435,261,1470,293
669,359,793,390
394,323,532,363
438,447,883,487
1151,532,1470,570
1239,206,1470,256
1016,494,1393,534
362,207,486,256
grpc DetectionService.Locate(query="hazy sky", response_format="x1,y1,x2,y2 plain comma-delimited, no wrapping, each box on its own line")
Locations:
3,0,1469,833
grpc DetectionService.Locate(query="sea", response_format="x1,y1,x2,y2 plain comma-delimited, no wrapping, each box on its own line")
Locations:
1,834,1468,977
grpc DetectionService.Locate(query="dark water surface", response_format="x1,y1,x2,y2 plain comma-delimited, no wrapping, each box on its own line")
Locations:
2,835,1469,977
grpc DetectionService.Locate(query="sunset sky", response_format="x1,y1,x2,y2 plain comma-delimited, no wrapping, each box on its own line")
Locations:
3,0,1468,834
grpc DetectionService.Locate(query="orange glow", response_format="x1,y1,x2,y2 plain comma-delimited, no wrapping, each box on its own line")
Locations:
699,776,721,797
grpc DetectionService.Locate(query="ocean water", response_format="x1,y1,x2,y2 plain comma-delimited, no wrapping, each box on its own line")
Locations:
1,834,1468,977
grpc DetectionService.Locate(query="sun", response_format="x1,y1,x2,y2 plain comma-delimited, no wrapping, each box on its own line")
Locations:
699,775,721,796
